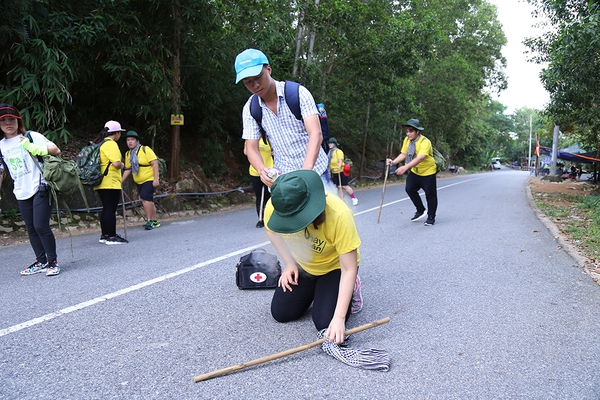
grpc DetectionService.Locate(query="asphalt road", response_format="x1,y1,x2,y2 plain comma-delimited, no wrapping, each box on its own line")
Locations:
1,168,599,399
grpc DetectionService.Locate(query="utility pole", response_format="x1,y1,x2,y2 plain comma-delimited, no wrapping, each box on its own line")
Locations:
550,125,559,176
528,114,533,169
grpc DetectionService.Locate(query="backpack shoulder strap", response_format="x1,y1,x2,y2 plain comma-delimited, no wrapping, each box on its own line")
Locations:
250,94,268,145
284,81,302,121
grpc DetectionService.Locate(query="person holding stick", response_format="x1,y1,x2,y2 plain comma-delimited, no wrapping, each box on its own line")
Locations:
386,118,438,226
0,104,62,276
327,138,358,205
94,120,128,244
122,131,160,230
244,139,273,228
264,170,363,344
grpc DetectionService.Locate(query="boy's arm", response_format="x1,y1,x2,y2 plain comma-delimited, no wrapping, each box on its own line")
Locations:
302,114,322,170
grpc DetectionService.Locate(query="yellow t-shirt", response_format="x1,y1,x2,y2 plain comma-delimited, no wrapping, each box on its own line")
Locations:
94,138,122,190
125,145,158,184
264,193,361,276
249,140,274,177
329,148,344,174
401,135,436,176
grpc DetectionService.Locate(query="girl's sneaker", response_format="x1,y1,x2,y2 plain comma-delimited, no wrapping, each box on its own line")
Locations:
21,261,48,276
99,235,108,244
151,220,161,228
144,220,153,230
105,234,128,245
46,261,60,276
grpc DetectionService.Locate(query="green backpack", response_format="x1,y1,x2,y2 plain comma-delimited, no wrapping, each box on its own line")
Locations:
432,146,447,173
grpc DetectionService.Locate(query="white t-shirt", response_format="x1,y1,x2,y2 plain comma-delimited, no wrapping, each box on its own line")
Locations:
0,131,53,200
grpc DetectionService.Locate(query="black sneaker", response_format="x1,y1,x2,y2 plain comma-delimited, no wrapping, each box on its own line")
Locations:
99,235,108,244
105,234,128,245
256,220,264,228
411,210,427,222
424,218,435,226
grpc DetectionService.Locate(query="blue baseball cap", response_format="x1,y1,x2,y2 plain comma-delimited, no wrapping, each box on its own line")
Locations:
234,49,269,84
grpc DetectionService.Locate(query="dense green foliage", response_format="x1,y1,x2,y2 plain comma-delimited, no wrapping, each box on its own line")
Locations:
1,0,522,178
526,0,600,153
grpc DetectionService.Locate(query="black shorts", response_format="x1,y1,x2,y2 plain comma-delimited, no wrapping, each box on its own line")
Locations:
331,172,349,186
138,181,155,202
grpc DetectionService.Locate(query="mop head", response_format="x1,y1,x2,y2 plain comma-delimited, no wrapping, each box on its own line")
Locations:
318,329,391,371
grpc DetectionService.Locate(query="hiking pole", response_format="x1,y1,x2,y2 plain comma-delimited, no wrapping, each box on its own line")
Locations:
258,186,265,223
194,317,391,383
121,189,128,241
377,164,390,224
337,172,344,200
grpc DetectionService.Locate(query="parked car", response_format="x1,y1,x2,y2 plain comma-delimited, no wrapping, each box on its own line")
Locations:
491,157,502,170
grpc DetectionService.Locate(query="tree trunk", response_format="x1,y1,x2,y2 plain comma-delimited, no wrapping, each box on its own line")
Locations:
292,8,305,78
169,0,182,180
358,101,370,180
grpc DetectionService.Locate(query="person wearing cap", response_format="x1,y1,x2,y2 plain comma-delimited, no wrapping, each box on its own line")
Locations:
122,131,160,230
94,120,128,244
327,137,358,206
386,118,438,226
0,103,62,276
234,48,329,187
264,170,363,344
243,139,273,228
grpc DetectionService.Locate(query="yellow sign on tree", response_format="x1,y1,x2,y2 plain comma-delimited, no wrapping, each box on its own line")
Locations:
171,114,184,125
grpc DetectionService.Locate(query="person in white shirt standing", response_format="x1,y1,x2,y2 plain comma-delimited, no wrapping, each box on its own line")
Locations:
0,104,62,276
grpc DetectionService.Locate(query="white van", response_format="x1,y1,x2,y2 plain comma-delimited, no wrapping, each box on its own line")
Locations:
491,157,502,170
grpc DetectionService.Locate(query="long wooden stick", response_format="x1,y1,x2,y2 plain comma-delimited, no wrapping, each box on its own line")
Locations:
194,317,391,383
258,186,265,223
121,189,128,241
377,165,390,224
337,172,344,200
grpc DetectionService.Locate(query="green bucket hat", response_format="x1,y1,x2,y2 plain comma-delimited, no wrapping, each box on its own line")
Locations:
328,137,339,146
125,130,139,139
267,170,326,234
402,118,424,131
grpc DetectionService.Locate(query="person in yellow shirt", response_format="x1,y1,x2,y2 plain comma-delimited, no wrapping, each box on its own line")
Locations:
94,120,127,244
387,118,438,226
244,139,273,228
264,170,363,344
122,131,160,230
327,137,358,205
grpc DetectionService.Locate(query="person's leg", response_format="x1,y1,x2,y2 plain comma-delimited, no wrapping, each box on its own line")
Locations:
250,175,264,218
271,271,317,323
32,187,57,263
97,189,120,237
422,174,438,221
18,196,48,264
340,173,358,204
405,172,426,215
138,182,158,227
311,269,351,330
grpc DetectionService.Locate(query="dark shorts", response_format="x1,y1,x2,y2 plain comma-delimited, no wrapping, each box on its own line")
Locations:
138,181,155,202
331,172,349,186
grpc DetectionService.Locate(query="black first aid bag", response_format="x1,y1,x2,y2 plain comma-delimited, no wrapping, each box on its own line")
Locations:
236,249,281,289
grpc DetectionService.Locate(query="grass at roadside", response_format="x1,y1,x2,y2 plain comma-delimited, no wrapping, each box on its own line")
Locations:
532,191,600,264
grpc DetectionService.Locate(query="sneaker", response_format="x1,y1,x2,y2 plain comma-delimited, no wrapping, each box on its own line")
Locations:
151,220,161,228
411,210,427,222
21,261,47,276
256,220,264,228
105,234,128,245
46,261,60,276
99,235,108,244
351,197,359,206
351,275,363,314
144,220,153,230
424,218,435,226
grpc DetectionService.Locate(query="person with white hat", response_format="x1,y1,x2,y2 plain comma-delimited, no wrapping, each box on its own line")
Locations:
94,120,128,244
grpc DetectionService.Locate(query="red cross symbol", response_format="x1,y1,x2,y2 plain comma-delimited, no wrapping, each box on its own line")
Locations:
251,272,266,283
